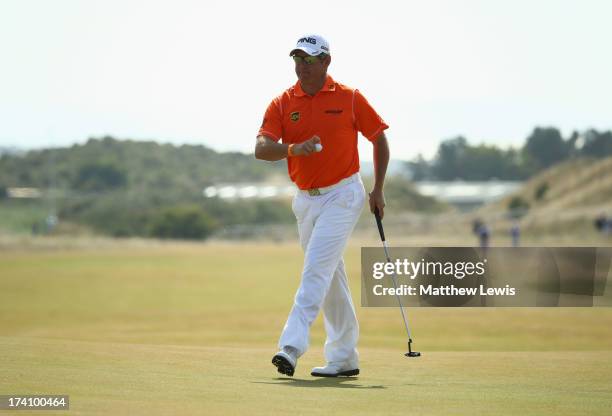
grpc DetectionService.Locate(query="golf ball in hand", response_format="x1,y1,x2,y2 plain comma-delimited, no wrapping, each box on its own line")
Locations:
314,144,323,152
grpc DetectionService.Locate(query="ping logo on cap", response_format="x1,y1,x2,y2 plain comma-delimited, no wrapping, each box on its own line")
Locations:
290,34,330,57
298,37,317,45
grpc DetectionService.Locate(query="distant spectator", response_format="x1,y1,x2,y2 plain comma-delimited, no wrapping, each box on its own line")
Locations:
472,219,490,250
479,223,490,250
595,213,610,235
595,214,606,231
511,222,520,247
46,215,58,233
472,219,483,235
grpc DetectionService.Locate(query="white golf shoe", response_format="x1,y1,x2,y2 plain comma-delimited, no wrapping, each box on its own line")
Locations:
272,346,298,377
311,361,359,377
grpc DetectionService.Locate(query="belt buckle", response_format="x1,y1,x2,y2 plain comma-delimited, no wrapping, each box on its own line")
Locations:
308,188,321,196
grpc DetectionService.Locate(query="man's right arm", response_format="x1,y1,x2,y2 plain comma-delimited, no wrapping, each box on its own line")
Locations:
255,135,290,161
255,135,321,161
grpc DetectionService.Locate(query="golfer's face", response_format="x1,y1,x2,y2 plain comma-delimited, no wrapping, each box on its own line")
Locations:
293,51,328,83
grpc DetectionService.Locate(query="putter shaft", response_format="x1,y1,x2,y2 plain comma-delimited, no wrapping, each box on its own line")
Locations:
374,208,420,357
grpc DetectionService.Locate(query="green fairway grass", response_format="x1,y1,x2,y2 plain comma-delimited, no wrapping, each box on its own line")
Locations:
1,242,612,415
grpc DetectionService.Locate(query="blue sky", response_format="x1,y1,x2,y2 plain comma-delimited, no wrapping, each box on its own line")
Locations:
1,0,610,160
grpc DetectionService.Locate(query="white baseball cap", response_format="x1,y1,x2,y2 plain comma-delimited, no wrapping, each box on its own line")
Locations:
289,34,330,57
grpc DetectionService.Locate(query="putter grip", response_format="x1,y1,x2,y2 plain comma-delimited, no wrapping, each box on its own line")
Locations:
374,207,386,242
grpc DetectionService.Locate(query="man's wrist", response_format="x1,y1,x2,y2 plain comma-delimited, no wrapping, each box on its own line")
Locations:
287,144,296,157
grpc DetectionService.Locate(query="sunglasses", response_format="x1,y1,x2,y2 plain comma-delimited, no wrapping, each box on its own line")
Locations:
291,54,323,65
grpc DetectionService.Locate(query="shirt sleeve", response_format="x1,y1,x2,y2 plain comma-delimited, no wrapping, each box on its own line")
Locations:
257,97,283,142
353,89,389,142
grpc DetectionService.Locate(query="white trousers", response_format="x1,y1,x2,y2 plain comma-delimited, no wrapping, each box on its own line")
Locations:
278,174,365,366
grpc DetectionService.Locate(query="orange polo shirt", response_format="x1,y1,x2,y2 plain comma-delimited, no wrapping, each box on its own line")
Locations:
257,75,389,190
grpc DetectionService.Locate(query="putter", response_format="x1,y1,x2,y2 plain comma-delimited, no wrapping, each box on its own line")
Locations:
374,207,421,358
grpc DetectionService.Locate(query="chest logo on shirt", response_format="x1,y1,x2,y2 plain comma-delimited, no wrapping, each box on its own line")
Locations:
290,111,300,122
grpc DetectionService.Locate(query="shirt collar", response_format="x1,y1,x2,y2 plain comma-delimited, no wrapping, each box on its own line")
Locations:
294,75,336,97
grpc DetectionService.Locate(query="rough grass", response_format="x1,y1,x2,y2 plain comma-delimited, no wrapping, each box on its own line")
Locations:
484,157,612,213
1,242,612,415
476,157,612,239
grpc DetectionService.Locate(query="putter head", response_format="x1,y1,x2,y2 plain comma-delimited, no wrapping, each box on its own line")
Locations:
406,339,421,357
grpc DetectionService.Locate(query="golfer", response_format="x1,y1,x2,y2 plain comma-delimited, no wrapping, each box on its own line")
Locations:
255,34,390,377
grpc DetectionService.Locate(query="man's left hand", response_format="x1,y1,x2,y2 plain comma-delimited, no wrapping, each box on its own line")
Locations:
368,188,386,219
